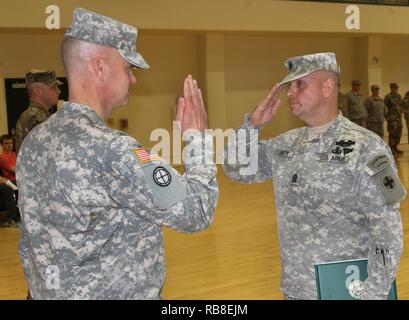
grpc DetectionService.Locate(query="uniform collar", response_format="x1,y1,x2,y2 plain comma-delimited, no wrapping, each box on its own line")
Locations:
62,102,105,126
316,112,344,153
29,101,50,114
291,112,344,153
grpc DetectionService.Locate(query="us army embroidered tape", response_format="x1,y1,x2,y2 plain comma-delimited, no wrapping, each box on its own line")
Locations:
316,153,349,163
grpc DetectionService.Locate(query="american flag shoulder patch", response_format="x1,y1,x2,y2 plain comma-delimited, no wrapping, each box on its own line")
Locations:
133,148,161,163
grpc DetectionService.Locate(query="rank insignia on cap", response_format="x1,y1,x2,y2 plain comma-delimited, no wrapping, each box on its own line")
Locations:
133,148,161,163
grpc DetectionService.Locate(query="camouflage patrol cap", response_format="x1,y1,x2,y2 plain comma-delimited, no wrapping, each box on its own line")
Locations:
371,84,380,90
352,80,362,85
280,52,340,85
26,70,63,86
390,82,399,88
64,7,149,69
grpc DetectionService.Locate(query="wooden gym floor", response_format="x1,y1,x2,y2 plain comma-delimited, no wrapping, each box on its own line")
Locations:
1,145,408,300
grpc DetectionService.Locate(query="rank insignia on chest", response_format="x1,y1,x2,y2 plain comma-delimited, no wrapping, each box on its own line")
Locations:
133,148,161,163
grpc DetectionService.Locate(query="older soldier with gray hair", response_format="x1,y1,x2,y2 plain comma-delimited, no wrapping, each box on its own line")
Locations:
16,8,218,300
14,70,62,153
223,52,405,300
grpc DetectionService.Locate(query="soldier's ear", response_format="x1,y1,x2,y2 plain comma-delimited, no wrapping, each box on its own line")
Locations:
90,56,109,82
322,78,335,99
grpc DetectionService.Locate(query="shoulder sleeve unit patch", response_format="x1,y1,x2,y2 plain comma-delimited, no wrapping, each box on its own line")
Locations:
365,154,406,205
132,148,187,210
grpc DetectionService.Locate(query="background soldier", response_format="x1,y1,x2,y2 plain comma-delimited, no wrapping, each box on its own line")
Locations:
344,80,367,127
401,91,409,144
337,82,348,118
384,83,403,155
14,70,62,154
364,85,386,139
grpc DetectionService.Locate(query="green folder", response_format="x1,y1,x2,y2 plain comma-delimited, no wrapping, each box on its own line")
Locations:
314,258,397,300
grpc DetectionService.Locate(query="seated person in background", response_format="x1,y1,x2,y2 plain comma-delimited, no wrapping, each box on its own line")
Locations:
0,176,20,225
0,134,17,184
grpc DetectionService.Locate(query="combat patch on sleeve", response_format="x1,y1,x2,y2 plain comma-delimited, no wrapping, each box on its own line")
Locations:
365,154,406,205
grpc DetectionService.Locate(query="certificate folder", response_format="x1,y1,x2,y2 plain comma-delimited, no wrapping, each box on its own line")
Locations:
314,258,397,300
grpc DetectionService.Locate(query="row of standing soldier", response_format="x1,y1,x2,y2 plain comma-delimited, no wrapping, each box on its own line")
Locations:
338,81,409,155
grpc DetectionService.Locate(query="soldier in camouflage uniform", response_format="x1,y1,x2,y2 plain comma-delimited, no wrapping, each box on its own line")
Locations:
223,52,405,300
364,85,386,139
14,70,62,154
401,91,409,144
344,80,367,128
16,8,218,300
384,83,403,155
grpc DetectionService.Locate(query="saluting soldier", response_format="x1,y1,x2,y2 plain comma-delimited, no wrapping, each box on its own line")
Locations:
223,52,405,300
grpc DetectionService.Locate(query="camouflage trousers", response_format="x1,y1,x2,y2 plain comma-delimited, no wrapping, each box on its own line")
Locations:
403,112,409,143
387,119,403,147
404,111,409,121
350,118,367,128
367,121,384,139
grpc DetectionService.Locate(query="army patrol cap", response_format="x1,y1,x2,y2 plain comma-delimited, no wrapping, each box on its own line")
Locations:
390,82,399,88
371,85,380,90
280,52,340,85
26,70,63,86
64,7,149,69
352,80,362,85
